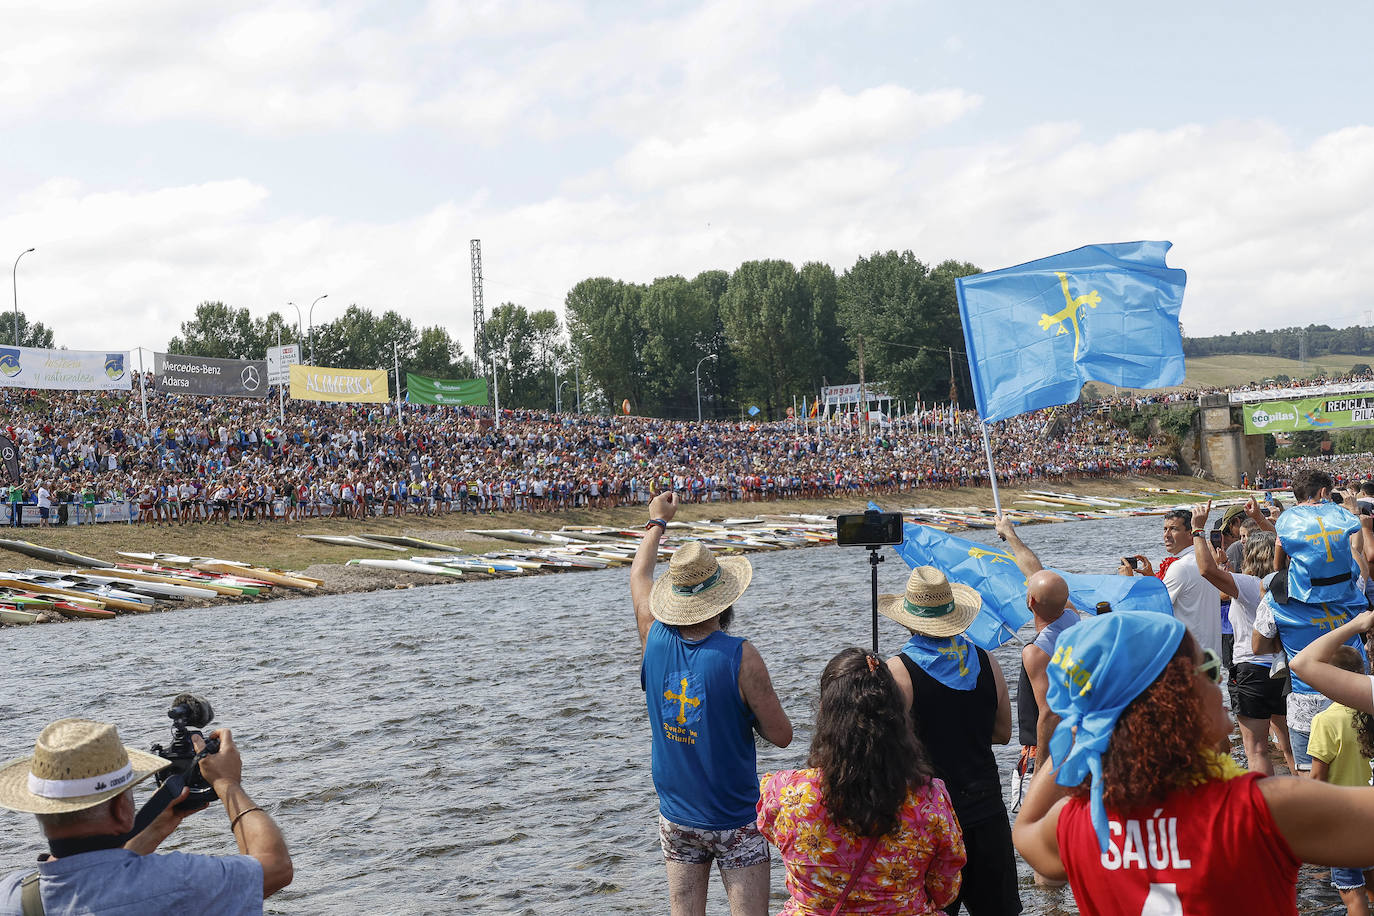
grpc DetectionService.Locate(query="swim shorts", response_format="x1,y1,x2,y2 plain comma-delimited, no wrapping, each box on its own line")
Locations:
658,815,768,869
1231,662,1287,720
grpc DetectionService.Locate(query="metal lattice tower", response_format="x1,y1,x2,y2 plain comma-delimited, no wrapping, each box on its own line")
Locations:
470,239,486,371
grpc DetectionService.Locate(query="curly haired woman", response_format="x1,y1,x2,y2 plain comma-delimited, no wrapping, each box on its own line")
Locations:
1015,611,1374,915
757,648,966,915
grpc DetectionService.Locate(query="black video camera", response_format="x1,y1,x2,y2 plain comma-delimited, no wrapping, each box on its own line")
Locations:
836,510,905,548
150,693,221,813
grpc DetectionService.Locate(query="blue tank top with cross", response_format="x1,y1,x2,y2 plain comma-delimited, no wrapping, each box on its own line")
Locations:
1276,502,1362,604
641,622,757,830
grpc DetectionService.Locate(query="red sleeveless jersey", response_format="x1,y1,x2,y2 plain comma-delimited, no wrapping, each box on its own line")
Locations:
1057,773,1299,915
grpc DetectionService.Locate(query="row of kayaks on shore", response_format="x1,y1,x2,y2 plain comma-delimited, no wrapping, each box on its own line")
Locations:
0,540,323,625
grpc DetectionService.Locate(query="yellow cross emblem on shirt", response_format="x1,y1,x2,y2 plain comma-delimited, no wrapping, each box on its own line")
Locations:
664,678,700,725
1305,516,1342,563
1309,604,1345,631
937,639,970,676
1039,272,1101,360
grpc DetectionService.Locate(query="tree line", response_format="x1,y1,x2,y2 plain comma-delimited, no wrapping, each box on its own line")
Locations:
1184,324,1374,360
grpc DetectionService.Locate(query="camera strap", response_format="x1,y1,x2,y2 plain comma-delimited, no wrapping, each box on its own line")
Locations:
44,833,128,858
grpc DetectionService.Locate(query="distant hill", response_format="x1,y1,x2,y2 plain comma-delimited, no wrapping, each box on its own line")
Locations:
1080,353,1373,399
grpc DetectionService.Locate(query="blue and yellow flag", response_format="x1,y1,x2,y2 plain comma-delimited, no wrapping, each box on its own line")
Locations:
874,504,1173,649
956,241,1186,422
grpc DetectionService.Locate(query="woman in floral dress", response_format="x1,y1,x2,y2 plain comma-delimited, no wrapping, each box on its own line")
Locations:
758,647,966,914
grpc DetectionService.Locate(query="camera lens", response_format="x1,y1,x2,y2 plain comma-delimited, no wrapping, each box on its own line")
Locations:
169,693,214,728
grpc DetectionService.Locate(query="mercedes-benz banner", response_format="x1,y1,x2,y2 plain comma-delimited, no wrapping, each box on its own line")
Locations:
154,353,271,398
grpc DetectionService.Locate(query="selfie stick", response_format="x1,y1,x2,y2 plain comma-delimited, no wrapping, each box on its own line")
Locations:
867,545,883,654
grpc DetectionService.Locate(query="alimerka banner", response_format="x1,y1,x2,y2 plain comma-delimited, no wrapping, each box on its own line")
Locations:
154,353,269,398
405,373,489,406
289,364,389,403
0,346,131,391
1243,394,1374,434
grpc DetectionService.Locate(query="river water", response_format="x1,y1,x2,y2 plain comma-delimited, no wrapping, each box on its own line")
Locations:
0,512,1344,913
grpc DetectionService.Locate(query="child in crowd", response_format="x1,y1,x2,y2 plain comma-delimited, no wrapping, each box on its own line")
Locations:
1308,645,1374,915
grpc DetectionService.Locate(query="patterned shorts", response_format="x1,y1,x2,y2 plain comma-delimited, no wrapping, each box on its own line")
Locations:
658,815,769,869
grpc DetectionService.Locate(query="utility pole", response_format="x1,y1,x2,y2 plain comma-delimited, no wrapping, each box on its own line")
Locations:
857,335,867,437
470,240,487,383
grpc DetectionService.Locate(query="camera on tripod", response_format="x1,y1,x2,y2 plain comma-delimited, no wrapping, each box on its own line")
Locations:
150,693,221,813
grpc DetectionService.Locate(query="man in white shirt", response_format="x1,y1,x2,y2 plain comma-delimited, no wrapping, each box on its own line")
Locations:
1119,508,1221,655
35,482,52,528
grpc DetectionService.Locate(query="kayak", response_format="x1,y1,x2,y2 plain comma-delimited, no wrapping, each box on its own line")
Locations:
0,608,39,625
346,558,463,577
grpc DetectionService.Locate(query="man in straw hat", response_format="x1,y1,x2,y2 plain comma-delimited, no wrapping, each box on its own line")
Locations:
0,719,291,914
881,565,1021,916
631,491,791,916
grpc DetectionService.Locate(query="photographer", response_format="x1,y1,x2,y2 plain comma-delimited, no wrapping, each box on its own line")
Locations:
0,718,291,914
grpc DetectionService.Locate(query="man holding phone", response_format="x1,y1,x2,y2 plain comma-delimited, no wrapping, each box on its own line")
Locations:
1118,508,1222,655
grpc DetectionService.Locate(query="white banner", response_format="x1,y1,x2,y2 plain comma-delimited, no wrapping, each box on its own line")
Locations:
0,346,131,391
821,382,892,405
1229,381,1374,404
266,343,301,386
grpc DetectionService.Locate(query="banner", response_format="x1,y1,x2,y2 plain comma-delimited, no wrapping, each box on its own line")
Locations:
1242,395,1374,434
957,241,1186,422
0,346,131,391
1231,381,1374,404
266,344,301,386
405,373,489,406
155,353,269,398
821,382,891,405
289,364,389,403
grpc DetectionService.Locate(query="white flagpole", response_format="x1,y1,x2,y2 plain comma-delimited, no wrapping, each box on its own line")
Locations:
979,419,1003,517
276,327,285,425
137,347,148,427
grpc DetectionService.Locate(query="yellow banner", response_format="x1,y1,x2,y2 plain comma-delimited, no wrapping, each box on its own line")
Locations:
289,364,389,403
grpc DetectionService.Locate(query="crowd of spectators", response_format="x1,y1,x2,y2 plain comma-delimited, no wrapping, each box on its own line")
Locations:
0,383,1180,525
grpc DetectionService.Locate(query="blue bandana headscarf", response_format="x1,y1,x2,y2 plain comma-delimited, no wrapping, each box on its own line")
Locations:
900,633,981,690
1047,611,1185,852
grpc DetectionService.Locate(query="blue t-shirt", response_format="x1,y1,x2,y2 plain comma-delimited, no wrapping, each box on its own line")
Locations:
0,848,262,915
641,622,757,830
1032,609,1079,657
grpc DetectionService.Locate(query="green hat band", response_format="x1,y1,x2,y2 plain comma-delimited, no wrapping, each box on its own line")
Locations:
903,597,956,619
673,568,722,597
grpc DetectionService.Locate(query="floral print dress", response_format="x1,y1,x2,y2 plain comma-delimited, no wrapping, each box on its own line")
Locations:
757,769,966,915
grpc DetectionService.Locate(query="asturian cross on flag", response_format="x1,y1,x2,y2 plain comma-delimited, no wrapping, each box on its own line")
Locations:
956,241,1187,423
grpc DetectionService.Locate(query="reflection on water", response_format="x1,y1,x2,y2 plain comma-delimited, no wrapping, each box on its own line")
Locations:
0,513,1343,912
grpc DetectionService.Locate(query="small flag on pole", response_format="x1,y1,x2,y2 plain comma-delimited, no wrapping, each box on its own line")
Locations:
956,241,1186,423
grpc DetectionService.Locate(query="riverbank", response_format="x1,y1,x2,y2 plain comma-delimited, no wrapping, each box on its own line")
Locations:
0,474,1234,621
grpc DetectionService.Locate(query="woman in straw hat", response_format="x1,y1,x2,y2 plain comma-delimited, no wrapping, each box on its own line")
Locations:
879,565,1019,916
631,492,791,916
1015,612,1374,916
0,718,291,913
758,647,966,915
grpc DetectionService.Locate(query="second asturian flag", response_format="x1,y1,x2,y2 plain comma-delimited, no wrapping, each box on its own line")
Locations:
956,241,1187,422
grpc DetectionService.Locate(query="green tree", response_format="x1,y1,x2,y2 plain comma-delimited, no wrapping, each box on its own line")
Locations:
4,310,55,349
311,306,418,370
411,326,474,379
836,252,980,406
566,278,648,414
721,260,813,417
167,302,263,358
690,270,735,419
483,302,542,408
638,276,717,416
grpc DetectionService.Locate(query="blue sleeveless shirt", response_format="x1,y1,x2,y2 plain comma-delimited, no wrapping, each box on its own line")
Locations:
1276,503,1361,604
641,622,757,830
1265,591,1366,694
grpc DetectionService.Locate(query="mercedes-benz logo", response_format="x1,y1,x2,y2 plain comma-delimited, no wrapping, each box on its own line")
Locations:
242,365,261,391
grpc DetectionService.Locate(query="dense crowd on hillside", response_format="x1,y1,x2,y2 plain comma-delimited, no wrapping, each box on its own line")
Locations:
0,384,1175,524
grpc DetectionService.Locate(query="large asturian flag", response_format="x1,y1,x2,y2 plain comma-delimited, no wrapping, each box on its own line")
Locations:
872,504,1173,649
956,241,1186,422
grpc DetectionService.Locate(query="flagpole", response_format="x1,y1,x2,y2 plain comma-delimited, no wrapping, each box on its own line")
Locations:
136,347,148,428
979,419,1003,518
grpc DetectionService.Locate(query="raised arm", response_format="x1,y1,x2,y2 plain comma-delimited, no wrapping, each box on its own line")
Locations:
994,516,1043,576
1289,610,1374,713
1191,501,1239,599
631,492,676,648
197,730,293,898
1261,775,1374,867
1244,498,1275,534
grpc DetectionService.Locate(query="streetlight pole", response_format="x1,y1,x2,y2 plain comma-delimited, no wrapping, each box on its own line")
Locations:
307,293,328,364
574,364,581,414
557,379,569,413
289,301,303,344
12,248,34,347
695,353,718,423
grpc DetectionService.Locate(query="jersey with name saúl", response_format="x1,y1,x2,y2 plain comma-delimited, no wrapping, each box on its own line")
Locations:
1276,503,1361,604
641,621,757,830
1057,772,1299,916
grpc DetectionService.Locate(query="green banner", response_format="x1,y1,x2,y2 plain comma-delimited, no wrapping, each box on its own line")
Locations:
1242,394,1374,433
405,373,489,406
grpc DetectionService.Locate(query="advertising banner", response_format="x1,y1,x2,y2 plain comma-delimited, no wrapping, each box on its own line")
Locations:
821,382,891,405
289,364,389,403
0,346,131,391
405,373,489,406
154,353,269,398
266,343,301,385
1231,381,1374,404
1242,394,1374,434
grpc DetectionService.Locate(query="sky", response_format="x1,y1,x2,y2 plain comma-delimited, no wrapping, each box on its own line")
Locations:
4,0,1374,358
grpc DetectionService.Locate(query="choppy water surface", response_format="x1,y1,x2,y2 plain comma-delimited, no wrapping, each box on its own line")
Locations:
0,514,1345,913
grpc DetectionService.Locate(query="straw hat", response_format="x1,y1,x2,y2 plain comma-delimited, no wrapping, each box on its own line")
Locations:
650,541,752,627
878,566,982,638
0,719,170,814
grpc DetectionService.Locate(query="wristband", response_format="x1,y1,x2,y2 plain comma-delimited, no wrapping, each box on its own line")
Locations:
645,518,667,532
230,806,264,832
1191,530,1205,538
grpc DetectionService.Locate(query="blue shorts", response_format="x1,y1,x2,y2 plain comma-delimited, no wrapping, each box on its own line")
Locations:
1291,728,1312,772
1332,867,1373,890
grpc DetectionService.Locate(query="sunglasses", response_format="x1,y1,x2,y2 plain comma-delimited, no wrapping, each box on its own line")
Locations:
1196,648,1222,685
